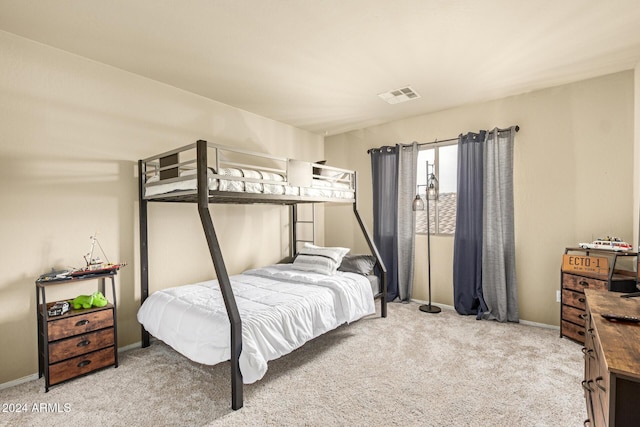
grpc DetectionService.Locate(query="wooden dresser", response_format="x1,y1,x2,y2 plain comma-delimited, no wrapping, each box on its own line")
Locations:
36,272,118,391
561,248,637,344
583,289,640,427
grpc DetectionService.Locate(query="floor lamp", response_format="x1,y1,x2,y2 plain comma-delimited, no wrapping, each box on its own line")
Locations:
412,162,441,314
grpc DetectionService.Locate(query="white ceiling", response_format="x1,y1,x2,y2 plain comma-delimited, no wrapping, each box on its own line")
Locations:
1,0,640,136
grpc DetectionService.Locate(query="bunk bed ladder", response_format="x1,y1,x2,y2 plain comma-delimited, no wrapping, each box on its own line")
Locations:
196,140,244,410
291,204,315,256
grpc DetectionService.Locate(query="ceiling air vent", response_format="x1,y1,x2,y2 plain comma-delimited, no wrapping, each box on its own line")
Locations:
378,86,421,104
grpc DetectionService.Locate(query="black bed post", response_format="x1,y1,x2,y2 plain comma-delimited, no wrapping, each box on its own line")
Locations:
291,204,297,259
352,172,387,318
196,140,244,410
138,160,151,347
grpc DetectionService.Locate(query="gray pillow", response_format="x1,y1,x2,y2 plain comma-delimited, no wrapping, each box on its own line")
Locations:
338,255,376,275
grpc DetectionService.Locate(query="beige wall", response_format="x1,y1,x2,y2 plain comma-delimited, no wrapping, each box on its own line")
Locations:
0,31,323,385
635,62,640,248
325,71,635,326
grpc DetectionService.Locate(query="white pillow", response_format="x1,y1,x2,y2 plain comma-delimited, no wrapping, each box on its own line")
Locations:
320,168,349,183
291,243,350,275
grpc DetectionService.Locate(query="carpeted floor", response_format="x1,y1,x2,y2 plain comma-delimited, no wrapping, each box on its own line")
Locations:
0,302,586,427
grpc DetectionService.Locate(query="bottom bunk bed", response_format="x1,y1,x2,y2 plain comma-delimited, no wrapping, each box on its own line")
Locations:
138,140,387,409
137,257,377,385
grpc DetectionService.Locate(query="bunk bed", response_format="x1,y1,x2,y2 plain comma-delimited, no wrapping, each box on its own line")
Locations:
137,140,387,410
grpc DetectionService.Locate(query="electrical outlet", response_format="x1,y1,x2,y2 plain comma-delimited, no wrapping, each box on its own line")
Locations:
556,290,561,303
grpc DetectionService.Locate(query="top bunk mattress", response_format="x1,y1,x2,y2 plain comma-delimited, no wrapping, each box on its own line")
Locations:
136,264,375,384
144,167,355,200
140,140,356,203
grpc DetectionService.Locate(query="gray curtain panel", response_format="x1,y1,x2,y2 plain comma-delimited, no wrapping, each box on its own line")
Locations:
396,142,418,302
480,127,519,322
453,131,487,316
371,146,399,301
370,143,418,302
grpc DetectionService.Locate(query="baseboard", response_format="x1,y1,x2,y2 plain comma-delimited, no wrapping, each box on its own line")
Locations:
118,341,143,352
0,341,146,391
0,373,40,391
409,298,559,330
519,319,559,330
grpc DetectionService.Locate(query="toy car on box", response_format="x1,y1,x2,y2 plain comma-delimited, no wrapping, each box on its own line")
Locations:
578,236,632,252
47,301,70,317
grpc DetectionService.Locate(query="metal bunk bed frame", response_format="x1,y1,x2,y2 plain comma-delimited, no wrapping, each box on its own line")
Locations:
138,139,387,410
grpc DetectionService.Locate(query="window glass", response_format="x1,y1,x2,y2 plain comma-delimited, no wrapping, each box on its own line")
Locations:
416,149,434,188
415,143,457,235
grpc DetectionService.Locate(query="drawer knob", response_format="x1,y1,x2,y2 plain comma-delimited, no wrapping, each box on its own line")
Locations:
77,340,90,348
75,319,90,327
77,360,92,368
579,280,589,287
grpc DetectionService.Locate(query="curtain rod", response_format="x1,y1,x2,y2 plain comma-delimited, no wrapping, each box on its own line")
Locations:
367,125,519,153
415,125,519,148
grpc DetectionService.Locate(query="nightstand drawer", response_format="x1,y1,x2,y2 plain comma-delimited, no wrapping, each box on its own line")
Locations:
562,289,587,310
48,328,114,364
48,308,113,342
561,320,585,343
49,347,115,386
561,304,586,327
562,274,607,293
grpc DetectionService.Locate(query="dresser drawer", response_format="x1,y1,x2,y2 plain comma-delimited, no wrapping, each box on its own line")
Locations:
562,289,587,310
562,274,607,293
561,320,585,343
49,346,115,386
48,328,114,364
47,308,113,342
562,304,586,327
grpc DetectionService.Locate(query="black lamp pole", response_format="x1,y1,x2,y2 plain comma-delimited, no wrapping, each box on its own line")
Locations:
413,162,440,314
419,187,440,314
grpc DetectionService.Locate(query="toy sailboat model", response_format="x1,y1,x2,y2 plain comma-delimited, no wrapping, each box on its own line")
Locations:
70,235,125,276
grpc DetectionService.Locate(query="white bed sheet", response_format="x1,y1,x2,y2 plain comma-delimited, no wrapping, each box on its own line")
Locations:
136,264,375,384
144,168,354,199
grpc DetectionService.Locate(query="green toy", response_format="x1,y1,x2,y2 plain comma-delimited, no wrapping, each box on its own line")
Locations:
70,291,108,309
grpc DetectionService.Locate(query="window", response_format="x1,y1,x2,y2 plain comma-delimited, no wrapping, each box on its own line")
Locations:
415,143,457,235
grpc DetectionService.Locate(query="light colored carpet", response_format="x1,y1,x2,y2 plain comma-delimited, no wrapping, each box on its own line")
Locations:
0,302,586,427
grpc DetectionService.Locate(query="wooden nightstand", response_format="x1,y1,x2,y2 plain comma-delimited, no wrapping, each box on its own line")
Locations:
36,272,119,391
